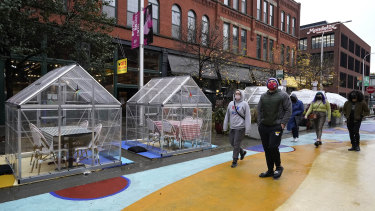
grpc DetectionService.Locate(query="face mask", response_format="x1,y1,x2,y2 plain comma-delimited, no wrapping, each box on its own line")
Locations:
267,81,278,90
291,98,297,103
235,95,241,101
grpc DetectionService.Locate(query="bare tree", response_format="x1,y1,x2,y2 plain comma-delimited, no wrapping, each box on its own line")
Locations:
177,22,242,88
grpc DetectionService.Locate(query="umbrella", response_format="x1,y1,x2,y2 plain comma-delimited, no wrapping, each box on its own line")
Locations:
291,89,347,107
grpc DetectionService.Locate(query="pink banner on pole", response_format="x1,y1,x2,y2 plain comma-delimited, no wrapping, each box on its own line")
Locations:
131,5,153,49
131,11,140,49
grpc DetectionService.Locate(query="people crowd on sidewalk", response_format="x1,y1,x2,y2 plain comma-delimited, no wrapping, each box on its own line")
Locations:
343,90,369,151
304,92,331,147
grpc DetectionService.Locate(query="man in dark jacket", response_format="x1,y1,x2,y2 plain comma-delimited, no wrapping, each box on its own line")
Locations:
287,94,304,142
343,90,370,151
257,78,292,179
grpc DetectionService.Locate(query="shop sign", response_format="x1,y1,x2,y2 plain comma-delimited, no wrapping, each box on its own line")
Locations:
276,70,283,79
307,24,338,35
364,76,370,86
117,58,127,74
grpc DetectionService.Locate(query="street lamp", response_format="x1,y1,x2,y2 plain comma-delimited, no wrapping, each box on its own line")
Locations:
319,20,352,90
362,52,375,94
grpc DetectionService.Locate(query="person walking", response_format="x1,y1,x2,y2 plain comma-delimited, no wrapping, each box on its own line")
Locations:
304,92,331,147
223,89,251,168
257,78,292,179
343,90,369,151
287,94,304,142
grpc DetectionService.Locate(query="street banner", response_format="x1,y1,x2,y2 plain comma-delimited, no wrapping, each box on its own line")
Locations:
144,5,153,45
276,70,283,79
117,58,127,74
131,11,140,49
131,5,153,49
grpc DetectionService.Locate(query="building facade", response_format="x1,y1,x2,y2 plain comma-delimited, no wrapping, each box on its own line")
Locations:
299,21,371,100
0,0,301,124
108,0,301,104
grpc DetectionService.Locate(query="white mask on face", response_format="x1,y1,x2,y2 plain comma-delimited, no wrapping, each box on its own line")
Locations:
235,95,241,101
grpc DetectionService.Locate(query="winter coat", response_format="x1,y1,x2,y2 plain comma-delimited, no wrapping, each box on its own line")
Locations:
287,99,304,131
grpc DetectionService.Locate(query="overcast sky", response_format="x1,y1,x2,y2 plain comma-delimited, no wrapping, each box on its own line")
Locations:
296,0,375,73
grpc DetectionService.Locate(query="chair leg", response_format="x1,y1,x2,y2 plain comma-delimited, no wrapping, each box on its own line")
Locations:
38,160,42,175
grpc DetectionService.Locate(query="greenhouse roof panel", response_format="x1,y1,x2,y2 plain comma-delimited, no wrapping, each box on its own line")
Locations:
7,64,120,106
127,76,211,106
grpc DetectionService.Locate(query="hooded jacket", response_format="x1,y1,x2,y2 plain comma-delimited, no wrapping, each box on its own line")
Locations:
287,94,304,131
223,89,251,134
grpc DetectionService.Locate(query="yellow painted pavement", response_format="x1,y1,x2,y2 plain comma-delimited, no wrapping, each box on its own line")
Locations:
125,141,371,210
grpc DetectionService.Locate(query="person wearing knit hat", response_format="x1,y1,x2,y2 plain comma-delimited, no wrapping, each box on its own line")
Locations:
304,92,331,147
257,78,292,179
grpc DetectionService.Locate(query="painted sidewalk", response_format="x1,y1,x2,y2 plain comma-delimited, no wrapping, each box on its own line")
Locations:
1,120,375,210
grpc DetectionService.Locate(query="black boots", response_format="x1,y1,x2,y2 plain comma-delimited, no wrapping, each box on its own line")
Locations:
348,145,360,151
231,158,238,168
273,166,284,179
240,150,247,160
314,141,322,147
348,141,360,151
259,170,274,178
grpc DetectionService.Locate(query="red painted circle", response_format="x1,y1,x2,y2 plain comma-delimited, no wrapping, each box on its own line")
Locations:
52,177,129,200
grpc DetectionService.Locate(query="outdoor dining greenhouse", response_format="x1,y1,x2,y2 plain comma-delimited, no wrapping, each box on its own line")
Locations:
5,64,122,184
125,76,212,156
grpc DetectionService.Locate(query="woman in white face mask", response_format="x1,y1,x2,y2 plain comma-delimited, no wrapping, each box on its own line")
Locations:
223,89,252,168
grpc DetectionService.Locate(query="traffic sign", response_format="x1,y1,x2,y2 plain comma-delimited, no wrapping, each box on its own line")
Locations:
367,86,375,94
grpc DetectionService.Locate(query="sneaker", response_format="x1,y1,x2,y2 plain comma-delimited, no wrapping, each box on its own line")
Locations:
318,141,322,145
240,150,247,160
291,138,296,142
273,166,284,179
259,170,274,178
354,146,360,151
295,138,299,142
231,162,238,168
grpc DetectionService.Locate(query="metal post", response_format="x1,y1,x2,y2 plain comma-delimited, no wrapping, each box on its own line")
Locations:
319,32,325,90
139,0,144,89
362,52,374,94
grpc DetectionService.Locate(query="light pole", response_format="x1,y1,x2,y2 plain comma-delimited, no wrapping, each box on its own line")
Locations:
362,52,375,94
319,20,352,90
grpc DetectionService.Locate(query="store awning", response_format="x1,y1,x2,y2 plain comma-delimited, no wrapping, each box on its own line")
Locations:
168,54,217,79
221,66,252,83
168,54,252,83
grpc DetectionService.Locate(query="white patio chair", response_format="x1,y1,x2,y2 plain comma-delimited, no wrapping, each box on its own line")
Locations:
162,120,177,147
74,123,102,165
29,123,67,174
146,118,161,147
78,120,89,128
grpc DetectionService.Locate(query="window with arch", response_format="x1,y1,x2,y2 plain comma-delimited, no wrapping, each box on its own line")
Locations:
127,0,138,27
172,5,181,39
148,0,159,34
187,10,196,43
201,15,209,46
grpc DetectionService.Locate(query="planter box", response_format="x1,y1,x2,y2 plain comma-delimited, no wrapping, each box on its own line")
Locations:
248,123,261,139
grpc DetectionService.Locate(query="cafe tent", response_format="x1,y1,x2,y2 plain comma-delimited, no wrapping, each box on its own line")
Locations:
125,76,212,156
5,64,122,183
243,86,286,107
290,89,347,107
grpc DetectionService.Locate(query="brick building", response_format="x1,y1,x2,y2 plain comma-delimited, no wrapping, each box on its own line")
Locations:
107,0,301,103
299,21,371,100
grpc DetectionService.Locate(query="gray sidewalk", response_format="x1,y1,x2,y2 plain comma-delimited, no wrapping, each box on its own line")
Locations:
0,122,322,203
